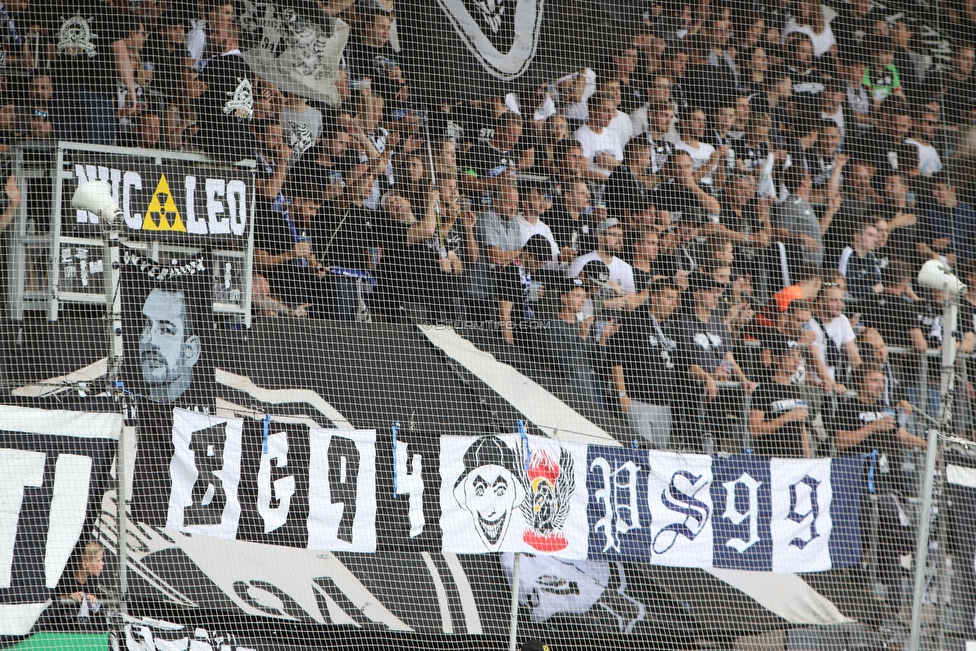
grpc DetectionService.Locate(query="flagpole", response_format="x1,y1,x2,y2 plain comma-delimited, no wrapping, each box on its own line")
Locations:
508,552,521,651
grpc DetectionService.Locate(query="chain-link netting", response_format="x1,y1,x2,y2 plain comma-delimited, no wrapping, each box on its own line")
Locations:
2,1,976,651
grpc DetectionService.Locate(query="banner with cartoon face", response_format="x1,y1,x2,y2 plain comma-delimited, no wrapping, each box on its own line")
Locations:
439,435,589,558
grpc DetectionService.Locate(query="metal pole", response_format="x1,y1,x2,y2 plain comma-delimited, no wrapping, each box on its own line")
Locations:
909,427,939,651
104,206,123,385
909,299,959,651
117,422,134,618
508,553,521,651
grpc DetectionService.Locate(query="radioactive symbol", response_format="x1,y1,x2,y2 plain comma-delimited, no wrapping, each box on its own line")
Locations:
142,174,186,232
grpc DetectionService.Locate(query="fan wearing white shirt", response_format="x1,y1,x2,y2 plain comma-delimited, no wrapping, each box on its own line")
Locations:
573,91,624,181
674,107,726,192
515,179,574,269
598,78,635,148
817,283,862,381
566,218,639,311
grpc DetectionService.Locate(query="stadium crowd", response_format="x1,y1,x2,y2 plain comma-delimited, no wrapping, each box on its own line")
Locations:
2,0,976,462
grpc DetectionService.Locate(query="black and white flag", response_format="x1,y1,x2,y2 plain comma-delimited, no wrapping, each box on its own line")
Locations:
237,0,350,107
398,0,611,101
0,403,120,636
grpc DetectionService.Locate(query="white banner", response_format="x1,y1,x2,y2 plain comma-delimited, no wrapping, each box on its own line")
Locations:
166,409,243,539
770,458,833,573
307,429,377,553
646,452,714,568
440,434,589,558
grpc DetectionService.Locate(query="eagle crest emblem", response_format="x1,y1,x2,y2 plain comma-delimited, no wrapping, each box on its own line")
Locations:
521,448,575,552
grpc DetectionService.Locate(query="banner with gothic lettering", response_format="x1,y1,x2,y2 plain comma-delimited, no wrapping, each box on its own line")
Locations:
585,448,862,571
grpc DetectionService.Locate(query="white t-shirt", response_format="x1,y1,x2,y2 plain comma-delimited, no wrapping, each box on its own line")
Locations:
674,139,717,185
566,250,636,294
905,138,943,176
281,104,324,158
574,125,624,178
608,110,634,147
824,314,856,350
782,10,836,57
515,215,561,268
817,314,856,381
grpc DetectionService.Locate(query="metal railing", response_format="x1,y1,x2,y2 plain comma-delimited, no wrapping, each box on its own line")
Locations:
687,344,975,457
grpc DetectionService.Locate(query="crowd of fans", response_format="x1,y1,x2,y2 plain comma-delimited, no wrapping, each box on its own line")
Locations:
2,0,976,463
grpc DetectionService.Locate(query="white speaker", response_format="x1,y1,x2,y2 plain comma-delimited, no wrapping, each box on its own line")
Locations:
71,181,122,225
918,259,967,296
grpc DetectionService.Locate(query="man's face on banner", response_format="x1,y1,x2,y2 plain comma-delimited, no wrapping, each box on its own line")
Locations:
139,289,201,402
456,463,523,549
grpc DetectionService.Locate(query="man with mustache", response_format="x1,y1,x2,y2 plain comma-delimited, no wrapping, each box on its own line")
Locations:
139,288,201,403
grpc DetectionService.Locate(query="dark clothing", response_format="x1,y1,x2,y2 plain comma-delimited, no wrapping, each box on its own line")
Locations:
56,573,99,602
343,34,404,113
841,249,882,301
607,309,678,405
832,7,878,54
738,140,771,176
605,165,649,220
651,180,705,220
193,53,256,162
943,73,976,126
671,310,731,376
921,202,976,260
50,2,125,97
857,133,918,175
831,397,900,474
790,68,827,116
685,63,735,112
646,134,674,174
750,381,807,458
863,292,919,350
548,205,594,254
254,200,325,307
460,142,517,184
319,204,379,271
544,318,603,407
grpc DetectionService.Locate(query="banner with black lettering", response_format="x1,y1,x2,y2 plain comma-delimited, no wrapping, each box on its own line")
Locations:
234,422,442,552
64,156,252,241
122,252,214,410
0,404,120,636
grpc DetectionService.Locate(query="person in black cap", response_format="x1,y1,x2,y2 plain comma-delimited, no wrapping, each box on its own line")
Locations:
672,270,756,452
748,340,811,457
566,217,638,310
521,640,551,651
